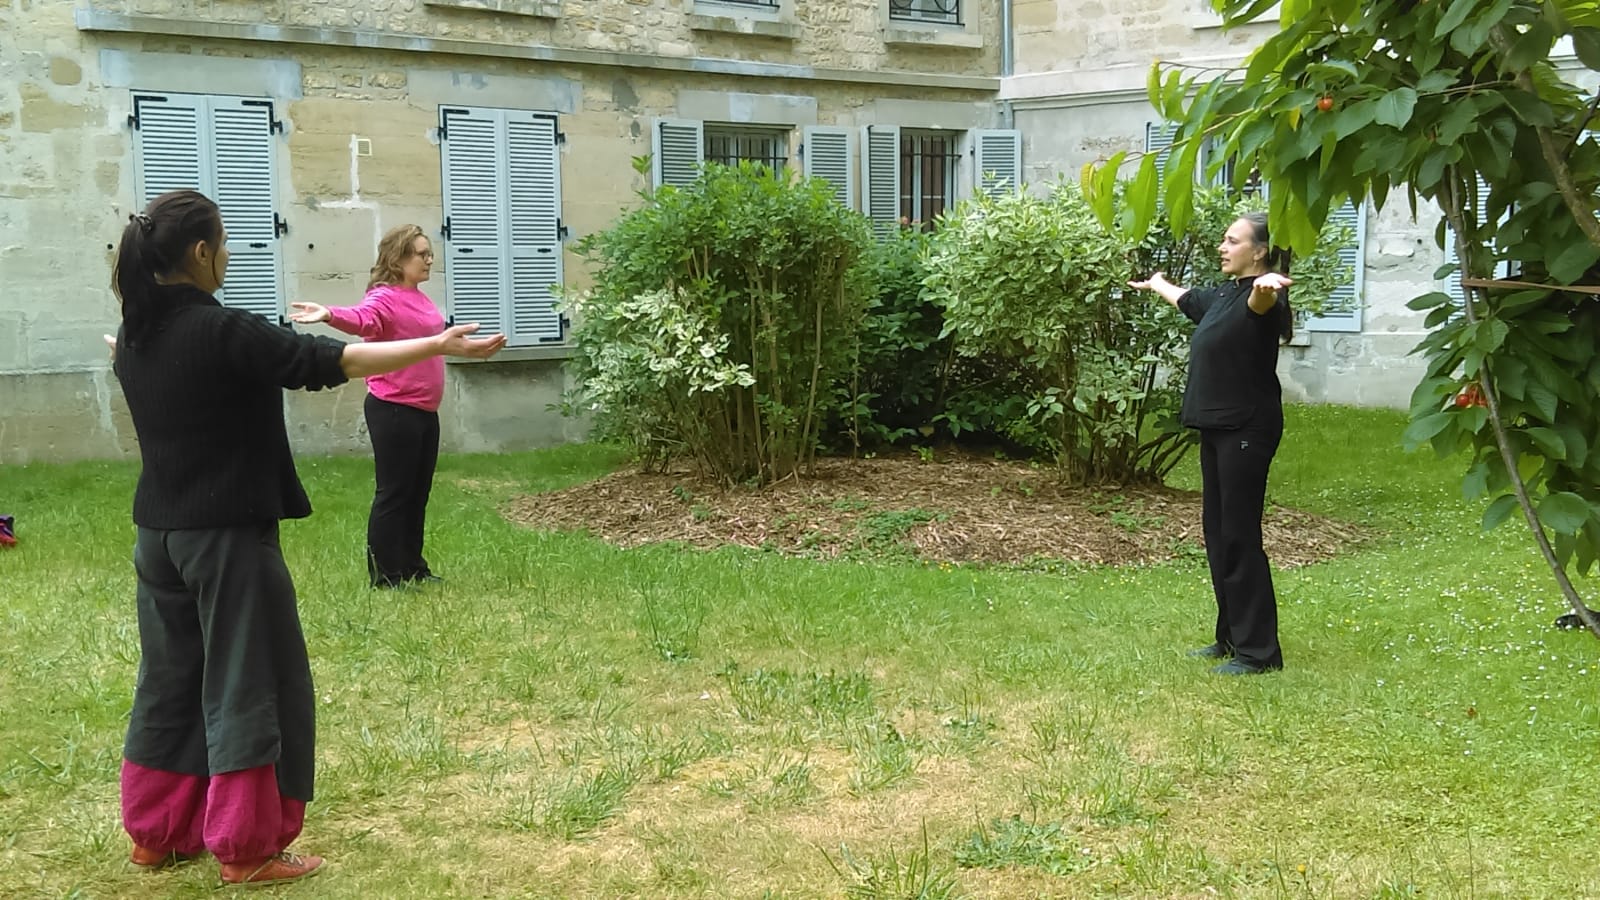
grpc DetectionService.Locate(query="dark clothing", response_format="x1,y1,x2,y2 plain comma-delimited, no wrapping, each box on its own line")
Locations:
1177,278,1290,431
113,284,348,530
126,524,316,801
1177,277,1289,669
363,393,440,585
1199,426,1284,669
114,283,349,831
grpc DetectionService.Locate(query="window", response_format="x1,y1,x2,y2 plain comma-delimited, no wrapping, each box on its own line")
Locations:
130,92,286,324
704,125,788,172
890,0,962,26
439,106,567,348
858,125,1021,237
652,119,795,189
899,130,960,225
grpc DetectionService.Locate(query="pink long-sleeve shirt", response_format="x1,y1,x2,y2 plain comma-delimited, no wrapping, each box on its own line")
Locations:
324,285,447,412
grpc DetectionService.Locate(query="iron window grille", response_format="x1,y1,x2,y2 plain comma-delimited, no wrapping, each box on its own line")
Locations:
900,131,960,226
704,127,789,173
889,0,962,26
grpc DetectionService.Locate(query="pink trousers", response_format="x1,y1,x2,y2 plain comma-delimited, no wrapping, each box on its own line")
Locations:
120,759,304,863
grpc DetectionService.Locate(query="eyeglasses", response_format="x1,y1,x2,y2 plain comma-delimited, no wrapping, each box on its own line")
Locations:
411,249,435,261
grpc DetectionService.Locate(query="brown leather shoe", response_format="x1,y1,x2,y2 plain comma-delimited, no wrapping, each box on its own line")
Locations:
219,851,324,886
129,845,199,869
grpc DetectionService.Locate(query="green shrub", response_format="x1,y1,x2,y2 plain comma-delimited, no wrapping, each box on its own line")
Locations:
562,161,873,485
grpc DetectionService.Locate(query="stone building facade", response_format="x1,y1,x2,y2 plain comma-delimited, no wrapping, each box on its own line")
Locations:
0,0,1008,462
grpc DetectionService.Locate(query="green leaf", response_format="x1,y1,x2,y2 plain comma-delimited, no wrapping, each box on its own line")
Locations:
1403,410,1453,448
1573,27,1600,70
1436,0,1478,37
1462,459,1490,500
1374,88,1419,128
1415,70,1460,94
1547,239,1600,284
1473,318,1510,353
1483,494,1519,531
1406,290,1449,311
1331,98,1378,139
1524,426,1568,460
1540,491,1591,535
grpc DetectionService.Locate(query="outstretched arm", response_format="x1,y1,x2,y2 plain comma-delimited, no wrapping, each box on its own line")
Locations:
1128,271,1188,308
338,323,506,377
1247,272,1293,315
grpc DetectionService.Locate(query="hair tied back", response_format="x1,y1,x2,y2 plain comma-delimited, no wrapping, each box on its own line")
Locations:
129,212,154,234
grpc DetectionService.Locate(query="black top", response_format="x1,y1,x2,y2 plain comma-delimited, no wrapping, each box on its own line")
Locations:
114,284,350,529
1176,277,1289,430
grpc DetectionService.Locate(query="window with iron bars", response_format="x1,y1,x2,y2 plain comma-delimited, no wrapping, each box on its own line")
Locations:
900,130,960,226
704,126,789,174
889,0,962,26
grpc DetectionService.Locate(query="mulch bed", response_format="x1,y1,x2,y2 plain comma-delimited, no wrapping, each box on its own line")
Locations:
504,452,1373,569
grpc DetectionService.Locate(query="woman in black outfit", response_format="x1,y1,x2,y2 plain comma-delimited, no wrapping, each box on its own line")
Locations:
1129,212,1293,675
111,190,504,884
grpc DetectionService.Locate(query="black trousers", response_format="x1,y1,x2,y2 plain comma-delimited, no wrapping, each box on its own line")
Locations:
126,523,316,801
1198,425,1284,669
364,394,440,586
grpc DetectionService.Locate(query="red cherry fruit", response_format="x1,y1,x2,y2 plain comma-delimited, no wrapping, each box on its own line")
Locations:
1317,96,1335,112
1454,383,1487,408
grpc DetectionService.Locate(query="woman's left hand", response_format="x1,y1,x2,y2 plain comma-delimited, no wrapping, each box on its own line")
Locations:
1248,272,1293,313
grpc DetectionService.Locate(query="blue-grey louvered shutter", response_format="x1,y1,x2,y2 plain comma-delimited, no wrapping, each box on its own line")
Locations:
1306,199,1365,333
441,107,506,340
132,94,204,202
653,119,703,188
803,126,855,209
972,128,1022,196
132,93,283,323
861,124,901,238
507,111,565,344
1145,122,1177,199
1443,173,1503,308
210,98,284,324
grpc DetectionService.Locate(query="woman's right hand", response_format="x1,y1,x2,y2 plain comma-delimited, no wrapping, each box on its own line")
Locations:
1128,271,1166,292
288,302,332,324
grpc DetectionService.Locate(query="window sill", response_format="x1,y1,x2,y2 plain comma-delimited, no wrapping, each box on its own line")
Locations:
689,14,800,40
424,0,562,19
883,26,983,49
447,345,573,364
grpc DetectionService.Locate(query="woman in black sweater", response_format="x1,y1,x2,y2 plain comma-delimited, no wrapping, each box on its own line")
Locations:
111,190,504,884
1129,212,1293,675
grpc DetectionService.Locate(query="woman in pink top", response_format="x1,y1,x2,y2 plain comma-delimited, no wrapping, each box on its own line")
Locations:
290,225,447,587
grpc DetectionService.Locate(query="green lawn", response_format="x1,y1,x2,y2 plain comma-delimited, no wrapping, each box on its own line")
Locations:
1,405,1596,898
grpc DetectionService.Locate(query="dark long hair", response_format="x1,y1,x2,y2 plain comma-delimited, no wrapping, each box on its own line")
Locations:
112,190,224,348
1239,211,1294,343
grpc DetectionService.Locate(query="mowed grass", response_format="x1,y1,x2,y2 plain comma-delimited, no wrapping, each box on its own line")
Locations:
1,405,1597,899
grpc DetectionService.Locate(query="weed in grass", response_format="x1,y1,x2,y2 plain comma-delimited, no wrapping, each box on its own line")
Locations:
847,720,919,796
504,762,641,840
831,496,871,512
1083,764,1173,827
830,827,964,900
638,588,706,662
954,815,1091,876
720,666,876,726
748,753,817,811
856,508,943,550
1110,830,1234,893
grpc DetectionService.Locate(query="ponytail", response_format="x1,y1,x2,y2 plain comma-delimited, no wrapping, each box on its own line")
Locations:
111,190,224,348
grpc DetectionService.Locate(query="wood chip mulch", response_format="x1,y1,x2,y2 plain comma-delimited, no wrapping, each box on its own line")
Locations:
502,453,1373,569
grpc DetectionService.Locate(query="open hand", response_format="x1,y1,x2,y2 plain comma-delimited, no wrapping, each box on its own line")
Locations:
288,302,332,324
1128,271,1166,292
103,334,116,361
437,323,508,359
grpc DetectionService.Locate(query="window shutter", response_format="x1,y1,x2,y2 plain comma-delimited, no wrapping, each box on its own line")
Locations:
860,124,901,238
132,93,284,323
440,107,507,340
210,98,285,324
802,126,855,209
132,94,205,203
972,128,1022,196
653,118,703,188
1144,122,1178,199
506,111,565,344
1306,199,1366,333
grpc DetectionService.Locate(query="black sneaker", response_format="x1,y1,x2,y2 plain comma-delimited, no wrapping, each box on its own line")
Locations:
1187,643,1232,659
1211,659,1279,676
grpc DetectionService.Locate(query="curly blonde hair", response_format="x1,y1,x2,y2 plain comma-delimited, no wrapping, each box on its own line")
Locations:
367,224,429,290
